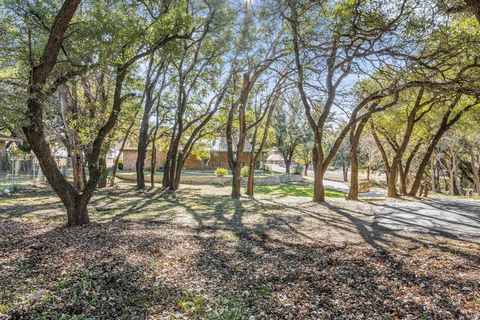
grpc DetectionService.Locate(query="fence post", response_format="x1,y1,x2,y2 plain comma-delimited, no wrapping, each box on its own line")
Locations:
11,157,15,190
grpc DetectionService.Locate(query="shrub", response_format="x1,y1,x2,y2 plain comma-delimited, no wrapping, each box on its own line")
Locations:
241,166,249,177
294,164,304,175
214,167,228,177
117,159,124,170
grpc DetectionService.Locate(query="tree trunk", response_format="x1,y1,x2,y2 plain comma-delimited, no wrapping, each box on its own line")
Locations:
448,153,460,195
398,162,407,195
470,149,480,194
231,164,242,199
409,95,468,196
97,156,107,188
430,154,438,192
347,118,367,200
136,55,158,190
342,164,348,182
311,145,326,202
150,142,157,189
110,104,142,187
136,122,149,189
246,162,255,196
303,161,309,176
367,166,370,181
387,159,399,198
348,153,359,200
173,154,183,190
410,143,438,196
313,165,325,202
72,150,85,191
66,195,90,226
285,160,291,174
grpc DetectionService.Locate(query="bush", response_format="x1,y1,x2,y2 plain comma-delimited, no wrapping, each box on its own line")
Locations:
214,167,228,177
117,159,124,170
294,164,304,175
241,166,250,177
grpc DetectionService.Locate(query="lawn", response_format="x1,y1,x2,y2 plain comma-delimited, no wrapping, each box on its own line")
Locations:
0,183,478,319
254,182,346,198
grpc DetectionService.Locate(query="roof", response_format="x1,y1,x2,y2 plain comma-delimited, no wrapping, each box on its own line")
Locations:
0,133,17,142
267,153,284,162
121,136,253,154
211,137,253,153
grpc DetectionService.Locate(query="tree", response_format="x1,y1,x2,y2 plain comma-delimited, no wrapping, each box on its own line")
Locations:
2,0,189,226
136,55,166,189
284,0,423,202
245,77,285,195
225,1,284,199
272,93,305,174
162,0,234,191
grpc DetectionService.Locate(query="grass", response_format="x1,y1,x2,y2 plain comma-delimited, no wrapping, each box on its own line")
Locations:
254,182,346,198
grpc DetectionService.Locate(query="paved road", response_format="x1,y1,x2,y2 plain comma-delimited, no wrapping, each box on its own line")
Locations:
373,198,480,236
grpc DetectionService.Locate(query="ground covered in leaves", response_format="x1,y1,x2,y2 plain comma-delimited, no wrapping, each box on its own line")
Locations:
0,183,479,319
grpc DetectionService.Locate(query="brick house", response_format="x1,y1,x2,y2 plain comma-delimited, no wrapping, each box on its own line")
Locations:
122,137,253,171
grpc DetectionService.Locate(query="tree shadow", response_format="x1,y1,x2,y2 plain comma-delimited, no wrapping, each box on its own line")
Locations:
1,186,479,318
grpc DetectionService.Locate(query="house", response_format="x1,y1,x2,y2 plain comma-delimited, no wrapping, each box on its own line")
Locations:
0,134,16,153
122,137,253,171
266,153,285,165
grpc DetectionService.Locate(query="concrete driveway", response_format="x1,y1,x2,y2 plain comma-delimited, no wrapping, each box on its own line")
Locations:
373,198,480,237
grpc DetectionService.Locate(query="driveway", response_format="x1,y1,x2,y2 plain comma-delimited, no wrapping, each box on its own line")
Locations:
373,198,480,237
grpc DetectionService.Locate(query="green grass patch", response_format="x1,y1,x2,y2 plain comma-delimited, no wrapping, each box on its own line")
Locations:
254,182,346,198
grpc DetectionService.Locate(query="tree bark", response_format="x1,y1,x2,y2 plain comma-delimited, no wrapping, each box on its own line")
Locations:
470,148,480,194
303,161,310,176
231,164,242,199
285,160,291,174
136,56,159,190
72,148,86,191
97,156,107,188
313,162,325,202
246,160,255,196
398,162,407,195
22,0,86,225
348,118,368,200
342,164,348,182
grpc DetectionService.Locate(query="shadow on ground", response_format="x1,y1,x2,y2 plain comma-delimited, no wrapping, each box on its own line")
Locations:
0,185,478,319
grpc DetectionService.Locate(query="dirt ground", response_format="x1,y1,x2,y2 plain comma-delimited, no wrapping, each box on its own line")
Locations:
0,183,479,319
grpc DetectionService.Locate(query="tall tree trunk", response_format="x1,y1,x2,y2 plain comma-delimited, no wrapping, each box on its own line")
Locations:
448,153,460,195
387,159,399,198
398,162,407,195
21,0,87,225
246,160,255,196
342,164,348,182
97,156,107,188
72,148,85,191
231,164,242,199
136,55,158,190
285,160,291,174
470,149,480,194
110,103,143,187
167,134,181,191
162,135,174,188
348,153,359,200
313,164,325,202
348,118,367,200
303,161,310,176
150,108,160,189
